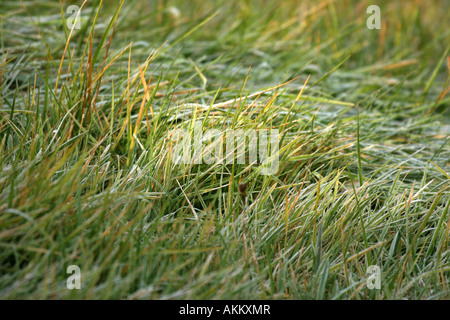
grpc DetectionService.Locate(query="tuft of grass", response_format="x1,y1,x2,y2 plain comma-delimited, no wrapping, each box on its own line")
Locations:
0,0,449,299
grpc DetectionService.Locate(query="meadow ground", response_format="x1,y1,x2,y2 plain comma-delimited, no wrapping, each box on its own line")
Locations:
0,0,449,299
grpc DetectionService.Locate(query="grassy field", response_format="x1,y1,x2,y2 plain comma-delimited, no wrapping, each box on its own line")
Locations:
0,0,449,299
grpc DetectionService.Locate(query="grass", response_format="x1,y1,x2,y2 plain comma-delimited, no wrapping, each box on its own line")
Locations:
0,0,449,299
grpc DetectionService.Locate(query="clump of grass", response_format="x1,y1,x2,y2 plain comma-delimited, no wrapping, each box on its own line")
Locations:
0,0,449,299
